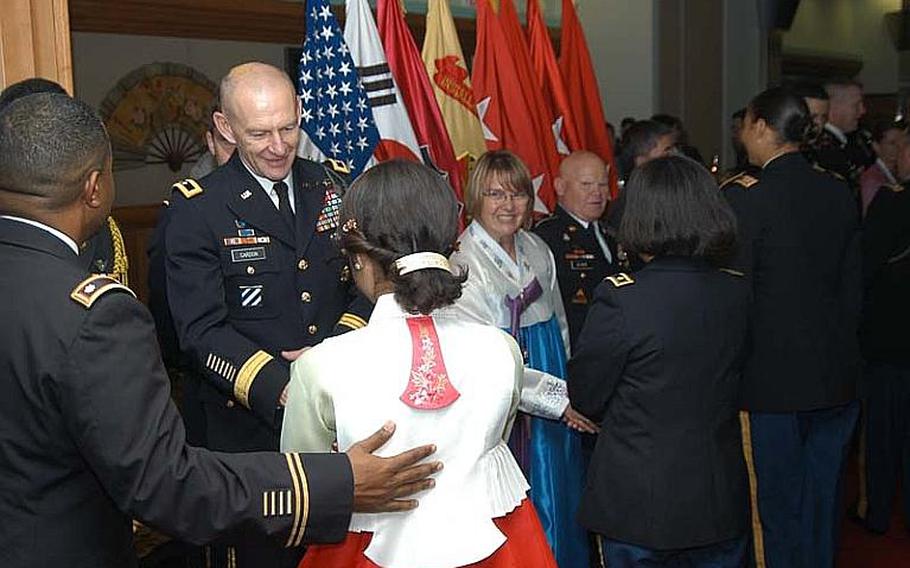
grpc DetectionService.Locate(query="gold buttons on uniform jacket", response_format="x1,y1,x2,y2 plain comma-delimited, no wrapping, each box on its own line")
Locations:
307,324,318,335
298,259,309,271
300,291,312,303
246,266,255,275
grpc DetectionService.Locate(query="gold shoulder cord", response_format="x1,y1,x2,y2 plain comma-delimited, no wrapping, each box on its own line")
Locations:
107,217,129,286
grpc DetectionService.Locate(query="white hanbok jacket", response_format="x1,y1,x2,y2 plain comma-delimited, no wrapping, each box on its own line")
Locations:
449,222,570,420
280,294,530,568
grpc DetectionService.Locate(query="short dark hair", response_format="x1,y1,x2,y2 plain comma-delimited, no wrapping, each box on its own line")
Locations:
338,160,467,315
618,119,674,177
0,93,109,209
618,155,737,266
732,108,746,121
0,77,67,113
791,83,828,101
747,87,810,145
824,78,863,93
650,113,684,133
870,118,906,143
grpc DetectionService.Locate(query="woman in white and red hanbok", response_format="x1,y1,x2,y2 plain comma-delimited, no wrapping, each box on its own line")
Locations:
280,160,558,568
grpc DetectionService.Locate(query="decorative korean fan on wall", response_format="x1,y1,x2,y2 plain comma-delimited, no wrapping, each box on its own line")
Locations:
99,62,217,172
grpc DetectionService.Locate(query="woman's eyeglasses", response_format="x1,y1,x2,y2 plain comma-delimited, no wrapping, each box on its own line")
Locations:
482,189,530,205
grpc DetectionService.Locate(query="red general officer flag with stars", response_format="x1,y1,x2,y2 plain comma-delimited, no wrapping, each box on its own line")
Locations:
527,0,582,156
559,0,619,197
472,0,557,214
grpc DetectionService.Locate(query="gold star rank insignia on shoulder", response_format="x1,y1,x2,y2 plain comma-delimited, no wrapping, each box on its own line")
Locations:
605,272,635,288
70,275,136,308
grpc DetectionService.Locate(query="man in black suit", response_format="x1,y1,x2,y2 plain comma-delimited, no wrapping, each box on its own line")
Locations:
534,150,617,348
811,80,876,190
163,62,373,566
0,93,438,568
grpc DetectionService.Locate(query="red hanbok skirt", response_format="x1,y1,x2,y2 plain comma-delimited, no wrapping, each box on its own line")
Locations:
298,499,558,568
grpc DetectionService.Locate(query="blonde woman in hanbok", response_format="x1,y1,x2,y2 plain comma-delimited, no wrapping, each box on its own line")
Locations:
280,160,557,568
449,150,596,567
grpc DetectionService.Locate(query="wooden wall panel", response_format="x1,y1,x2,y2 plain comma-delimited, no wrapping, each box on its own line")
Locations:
69,0,556,59
112,204,161,304
0,0,72,92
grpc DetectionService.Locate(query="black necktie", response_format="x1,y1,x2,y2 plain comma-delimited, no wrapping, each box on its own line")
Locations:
273,181,295,230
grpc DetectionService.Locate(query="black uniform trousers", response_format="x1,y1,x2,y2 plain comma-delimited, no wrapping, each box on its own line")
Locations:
724,152,862,568
858,183,910,534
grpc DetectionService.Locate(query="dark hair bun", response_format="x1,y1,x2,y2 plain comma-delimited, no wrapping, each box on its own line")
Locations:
339,160,467,315
749,87,810,145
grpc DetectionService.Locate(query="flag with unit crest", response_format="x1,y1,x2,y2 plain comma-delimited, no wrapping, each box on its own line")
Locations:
421,0,487,168
344,0,422,163
296,0,379,178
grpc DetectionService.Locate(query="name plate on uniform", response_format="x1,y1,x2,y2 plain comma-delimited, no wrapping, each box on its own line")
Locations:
231,247,267,263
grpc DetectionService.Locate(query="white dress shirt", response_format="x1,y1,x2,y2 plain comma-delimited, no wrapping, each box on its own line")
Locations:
0,215,79,254
563,208,614,263
240,159,296,214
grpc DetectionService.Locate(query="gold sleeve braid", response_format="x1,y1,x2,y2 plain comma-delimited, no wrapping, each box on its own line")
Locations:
337,313,367,330
107,216,129,286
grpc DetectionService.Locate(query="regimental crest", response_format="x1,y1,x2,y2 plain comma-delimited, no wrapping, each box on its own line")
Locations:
433,55,475,114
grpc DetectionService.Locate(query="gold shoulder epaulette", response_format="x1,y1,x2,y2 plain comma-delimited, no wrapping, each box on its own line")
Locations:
720,172,759,190
719,267,745,277
323,158,350,175
605,272,635,288
70,275,136,309
172,178,204,199
812,164,845,181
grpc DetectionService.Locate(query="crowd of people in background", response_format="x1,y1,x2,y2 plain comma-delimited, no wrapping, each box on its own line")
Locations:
1,64,909,568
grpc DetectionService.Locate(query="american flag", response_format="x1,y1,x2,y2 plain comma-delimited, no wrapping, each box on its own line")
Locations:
297,0,379,178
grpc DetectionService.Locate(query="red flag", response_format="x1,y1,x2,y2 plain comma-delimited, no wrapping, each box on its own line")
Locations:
559,0,619,197
473,0,556,214
527,0,581,155
376,0,465,202
497,0,561,204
